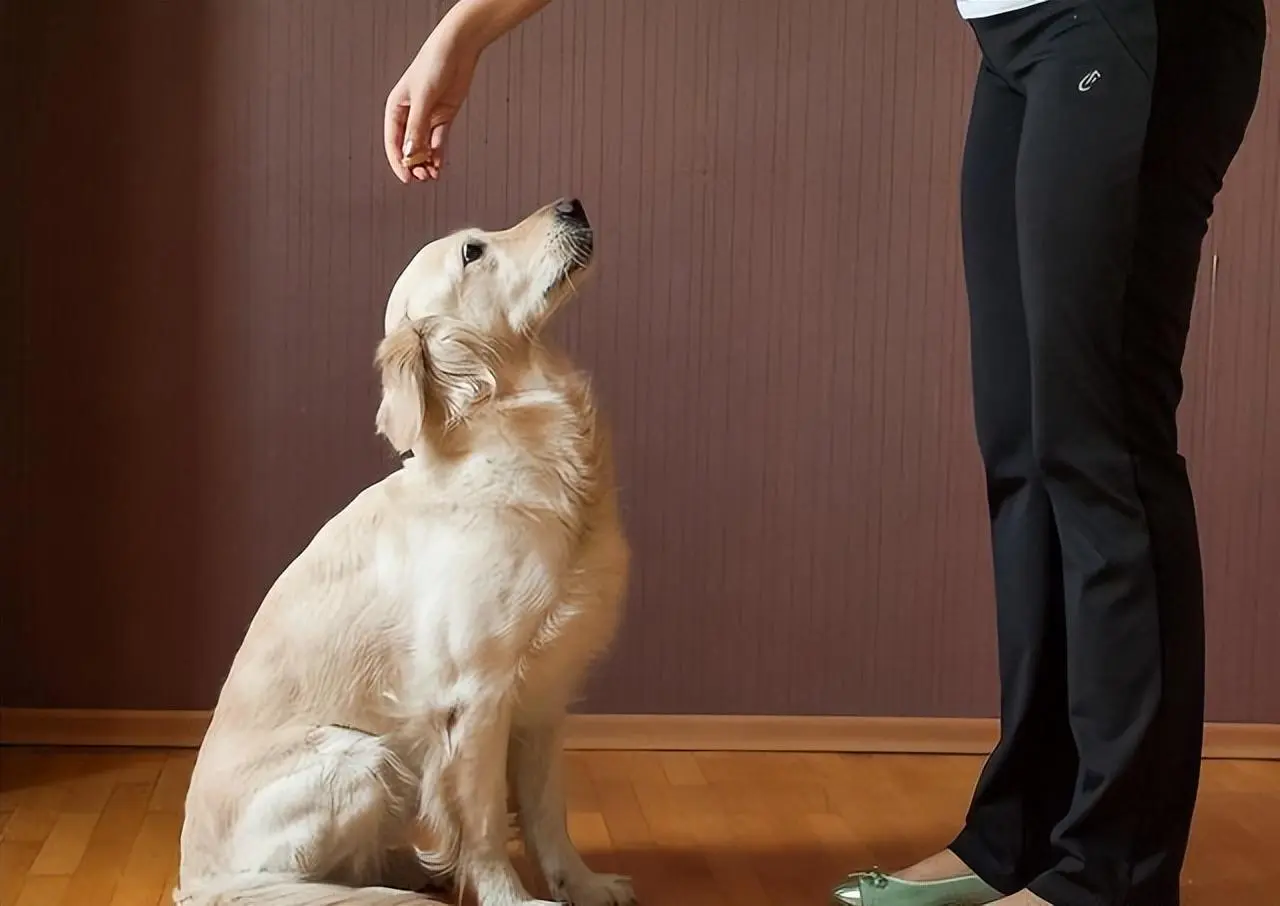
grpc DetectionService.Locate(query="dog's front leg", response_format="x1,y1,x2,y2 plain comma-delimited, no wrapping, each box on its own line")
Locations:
512,720,636,906
451,697,556,906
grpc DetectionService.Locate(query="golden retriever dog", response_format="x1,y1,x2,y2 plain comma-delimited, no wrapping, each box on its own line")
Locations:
175,199,633,906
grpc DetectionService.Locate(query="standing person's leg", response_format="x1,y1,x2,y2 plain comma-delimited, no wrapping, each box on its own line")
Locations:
1039,2,1267,904
945,54,1080,898
958,2,1267,905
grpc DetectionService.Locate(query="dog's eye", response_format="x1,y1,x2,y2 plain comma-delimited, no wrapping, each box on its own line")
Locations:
461,241,485,266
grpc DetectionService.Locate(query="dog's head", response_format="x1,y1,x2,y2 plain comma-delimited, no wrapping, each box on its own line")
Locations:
374,199,594,453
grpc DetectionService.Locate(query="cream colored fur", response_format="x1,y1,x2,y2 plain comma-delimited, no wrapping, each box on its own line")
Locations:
175,201,632,906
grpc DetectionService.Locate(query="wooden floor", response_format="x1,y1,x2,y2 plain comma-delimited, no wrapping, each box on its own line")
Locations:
1,748,1277,905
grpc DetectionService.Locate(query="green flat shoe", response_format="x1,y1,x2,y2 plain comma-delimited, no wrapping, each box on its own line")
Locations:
830,869,1002,906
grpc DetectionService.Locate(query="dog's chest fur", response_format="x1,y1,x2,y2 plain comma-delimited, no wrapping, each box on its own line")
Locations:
396,370,627,719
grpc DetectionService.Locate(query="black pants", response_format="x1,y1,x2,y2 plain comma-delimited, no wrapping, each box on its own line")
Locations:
947,2,1266,905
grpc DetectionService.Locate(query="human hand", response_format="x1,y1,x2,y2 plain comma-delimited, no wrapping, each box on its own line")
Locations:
383,22,481,183
384,0,551,183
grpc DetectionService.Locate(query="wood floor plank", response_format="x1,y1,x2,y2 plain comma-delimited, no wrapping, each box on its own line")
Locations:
675,781,773,906
585,763,653,850
634,784,730,906
567,810,613,853
14,876,68,906
60,834,137,906
0,844,41,906
59,783,156,906
146,756,194,816
0,811,58,847
28,812,100,876
0,755,43,812
56,755,122,817
659,753,707,788
109,812,183,906
563,752,602,813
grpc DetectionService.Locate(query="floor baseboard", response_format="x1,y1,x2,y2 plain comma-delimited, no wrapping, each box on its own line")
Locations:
1,708,1277,759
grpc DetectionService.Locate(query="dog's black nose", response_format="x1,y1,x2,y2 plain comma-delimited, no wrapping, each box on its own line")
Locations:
554,198,588,226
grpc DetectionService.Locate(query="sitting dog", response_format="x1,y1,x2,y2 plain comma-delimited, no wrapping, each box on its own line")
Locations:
175,199,634,906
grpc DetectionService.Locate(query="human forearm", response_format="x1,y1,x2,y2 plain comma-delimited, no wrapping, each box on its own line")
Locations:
435,0,553,56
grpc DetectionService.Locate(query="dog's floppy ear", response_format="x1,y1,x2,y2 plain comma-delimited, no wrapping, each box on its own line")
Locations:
375,323,430,453
375,317,502,452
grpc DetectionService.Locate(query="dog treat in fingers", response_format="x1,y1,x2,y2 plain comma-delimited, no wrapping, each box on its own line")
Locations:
402,149,435,170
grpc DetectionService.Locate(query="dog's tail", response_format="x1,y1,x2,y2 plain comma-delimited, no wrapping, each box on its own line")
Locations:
173,875,447,906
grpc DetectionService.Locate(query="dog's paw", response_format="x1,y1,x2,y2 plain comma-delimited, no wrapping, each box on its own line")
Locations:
548,872,636,906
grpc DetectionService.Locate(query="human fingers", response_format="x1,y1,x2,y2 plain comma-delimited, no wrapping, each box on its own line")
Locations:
384,93,411,183
402,89,437,182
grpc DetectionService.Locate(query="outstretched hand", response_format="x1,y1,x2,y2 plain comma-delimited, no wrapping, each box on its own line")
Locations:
385,0,552,184
384,25,480,183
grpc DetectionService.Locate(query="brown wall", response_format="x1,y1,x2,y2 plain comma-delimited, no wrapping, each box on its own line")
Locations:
3,1,1278,721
